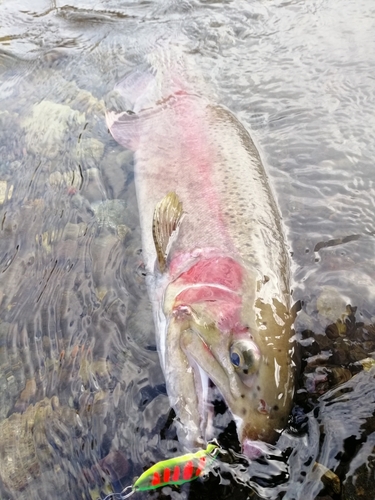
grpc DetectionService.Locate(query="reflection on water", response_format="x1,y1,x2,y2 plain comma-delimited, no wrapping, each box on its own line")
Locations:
0,0,375,499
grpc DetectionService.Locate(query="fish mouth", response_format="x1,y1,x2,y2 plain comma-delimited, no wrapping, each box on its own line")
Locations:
185,352,230,445
180,328,241,448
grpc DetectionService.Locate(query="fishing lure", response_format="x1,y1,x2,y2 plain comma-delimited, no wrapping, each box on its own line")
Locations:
104,443,220,499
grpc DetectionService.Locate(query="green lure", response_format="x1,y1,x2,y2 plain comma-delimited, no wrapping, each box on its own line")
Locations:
104,443,220,499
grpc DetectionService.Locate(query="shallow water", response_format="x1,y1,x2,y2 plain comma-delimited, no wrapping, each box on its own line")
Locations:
0,0,375,499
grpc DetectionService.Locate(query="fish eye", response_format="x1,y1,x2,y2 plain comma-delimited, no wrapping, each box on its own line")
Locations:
230,351,241,367
229,340,261,376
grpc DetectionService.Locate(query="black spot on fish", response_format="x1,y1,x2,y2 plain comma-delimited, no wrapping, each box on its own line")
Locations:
241,394,245,399
257,386,261,391
273,405,279,411
242,408,247,416
243,368,248,375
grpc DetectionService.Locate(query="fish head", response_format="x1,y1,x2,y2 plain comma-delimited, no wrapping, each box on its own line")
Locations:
161,265,296,455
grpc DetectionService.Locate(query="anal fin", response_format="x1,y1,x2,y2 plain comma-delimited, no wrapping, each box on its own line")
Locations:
153,192,183,273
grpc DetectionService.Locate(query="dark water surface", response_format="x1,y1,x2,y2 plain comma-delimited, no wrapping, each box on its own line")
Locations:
0,0,375,499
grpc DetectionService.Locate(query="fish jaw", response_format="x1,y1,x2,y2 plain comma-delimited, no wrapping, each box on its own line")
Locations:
158,253,296,452
163,312,205,447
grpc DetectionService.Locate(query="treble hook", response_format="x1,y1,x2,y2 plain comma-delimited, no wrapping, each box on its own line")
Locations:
102,485,134,500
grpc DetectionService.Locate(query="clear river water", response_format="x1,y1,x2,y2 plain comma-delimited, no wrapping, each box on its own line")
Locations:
0,0,375,499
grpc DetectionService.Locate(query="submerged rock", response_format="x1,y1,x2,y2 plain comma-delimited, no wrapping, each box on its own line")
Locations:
92,199,129,232
0,180,13,205
294,303,375,499
0,397,81,492
75,137,104,164
66,88,106,116
49,169,83,190
21,101,86,159
343,444,375,500
316,286,348,324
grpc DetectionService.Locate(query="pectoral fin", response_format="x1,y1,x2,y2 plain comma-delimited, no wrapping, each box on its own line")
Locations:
153,192,183,272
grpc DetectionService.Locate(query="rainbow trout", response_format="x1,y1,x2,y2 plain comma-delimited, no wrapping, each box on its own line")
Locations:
106,52,296,456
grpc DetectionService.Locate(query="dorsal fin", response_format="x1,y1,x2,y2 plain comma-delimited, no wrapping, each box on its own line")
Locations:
153,192,183,273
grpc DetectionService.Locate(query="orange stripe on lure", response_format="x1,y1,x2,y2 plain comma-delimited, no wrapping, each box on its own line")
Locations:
104,444,220,499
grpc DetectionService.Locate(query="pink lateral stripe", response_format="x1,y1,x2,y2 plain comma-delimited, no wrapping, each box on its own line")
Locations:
175,285,241,305
178,257,243,291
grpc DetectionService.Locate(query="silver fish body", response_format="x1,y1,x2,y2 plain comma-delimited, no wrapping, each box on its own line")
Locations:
107,54,296,455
